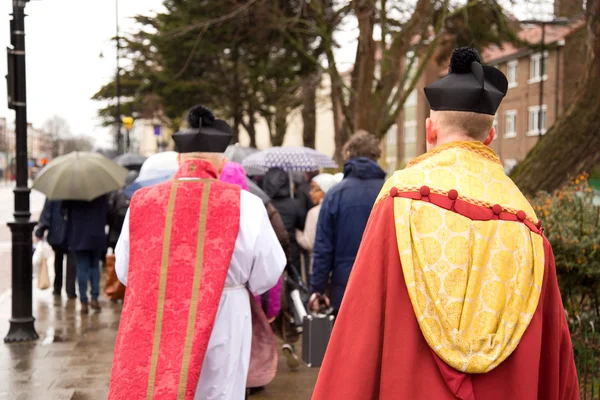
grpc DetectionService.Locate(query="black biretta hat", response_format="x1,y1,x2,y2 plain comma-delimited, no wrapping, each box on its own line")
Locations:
424,47,508,116
172,105,233,153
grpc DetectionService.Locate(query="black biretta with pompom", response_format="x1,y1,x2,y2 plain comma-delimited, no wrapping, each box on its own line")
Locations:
172,105,233,153
424,47,508,115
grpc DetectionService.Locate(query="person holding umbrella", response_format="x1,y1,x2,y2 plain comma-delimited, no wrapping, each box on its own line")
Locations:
32,151,129,313
64,196,109,313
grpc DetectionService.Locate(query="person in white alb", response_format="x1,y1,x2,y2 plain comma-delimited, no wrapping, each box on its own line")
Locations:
108,105,286,400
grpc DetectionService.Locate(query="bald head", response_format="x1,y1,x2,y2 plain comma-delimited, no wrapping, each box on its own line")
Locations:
426,110,495,151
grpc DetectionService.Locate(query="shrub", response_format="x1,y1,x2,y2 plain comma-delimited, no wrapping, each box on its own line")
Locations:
531,174,600,318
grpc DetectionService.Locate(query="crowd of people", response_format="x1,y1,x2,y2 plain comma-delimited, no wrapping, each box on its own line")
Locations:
34,46,580,400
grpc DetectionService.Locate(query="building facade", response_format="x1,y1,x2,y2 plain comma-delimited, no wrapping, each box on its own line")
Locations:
384,8,586,174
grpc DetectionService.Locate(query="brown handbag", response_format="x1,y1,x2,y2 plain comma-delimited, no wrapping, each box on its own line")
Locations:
104,254,126,300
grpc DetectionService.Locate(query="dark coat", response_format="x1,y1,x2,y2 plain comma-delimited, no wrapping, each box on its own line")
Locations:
310,157,386,310
65,195,109,252
35,200,69,251
107,190,131,249
263,168,305,270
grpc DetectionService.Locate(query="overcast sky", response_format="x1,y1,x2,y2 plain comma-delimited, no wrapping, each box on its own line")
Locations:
0,0,165,147
0,1,552,148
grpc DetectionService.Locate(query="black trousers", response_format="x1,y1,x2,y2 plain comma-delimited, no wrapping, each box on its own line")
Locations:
52,247,76,296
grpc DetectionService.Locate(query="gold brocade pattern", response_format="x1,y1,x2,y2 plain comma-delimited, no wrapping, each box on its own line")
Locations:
377,141,538,224
382,142,545,373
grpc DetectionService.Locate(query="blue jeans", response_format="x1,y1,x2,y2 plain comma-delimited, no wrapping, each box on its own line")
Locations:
74,250,102,302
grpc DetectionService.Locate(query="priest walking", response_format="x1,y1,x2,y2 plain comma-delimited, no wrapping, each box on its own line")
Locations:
312,48,579,399
109,106,286,399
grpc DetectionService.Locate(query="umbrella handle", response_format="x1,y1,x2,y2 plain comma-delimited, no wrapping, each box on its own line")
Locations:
288,170,295,199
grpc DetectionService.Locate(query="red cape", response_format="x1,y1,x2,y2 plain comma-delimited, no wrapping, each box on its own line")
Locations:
312,196,579,400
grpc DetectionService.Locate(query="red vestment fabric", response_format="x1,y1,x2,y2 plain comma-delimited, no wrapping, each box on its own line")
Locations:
109,160,241,400
312,196,580,400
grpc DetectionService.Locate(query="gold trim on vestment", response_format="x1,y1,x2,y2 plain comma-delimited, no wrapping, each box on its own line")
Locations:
177,181,212,398
146,181,179,400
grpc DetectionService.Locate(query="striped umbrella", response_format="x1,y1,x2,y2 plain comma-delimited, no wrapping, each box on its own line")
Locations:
242,146,337,175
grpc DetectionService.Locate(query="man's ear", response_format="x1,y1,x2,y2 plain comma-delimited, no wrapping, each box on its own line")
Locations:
426,118,437,145
483,126,496,146
218,157,227,175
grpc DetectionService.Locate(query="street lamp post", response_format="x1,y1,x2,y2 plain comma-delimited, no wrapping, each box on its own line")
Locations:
115,0,122,155
521,17,570,143
5,0,38,343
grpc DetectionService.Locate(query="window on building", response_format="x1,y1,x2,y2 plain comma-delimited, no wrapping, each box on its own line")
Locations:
529,52,548,83
504,110,517,138
527,105,547,136
504,159,518,174
386,124,398,172
507,60,518,88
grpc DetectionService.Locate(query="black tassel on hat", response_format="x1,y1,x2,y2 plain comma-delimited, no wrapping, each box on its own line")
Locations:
172,105,233,153
424,46,508,116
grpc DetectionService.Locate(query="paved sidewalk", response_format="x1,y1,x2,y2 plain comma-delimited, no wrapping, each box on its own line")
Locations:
0,286,318,399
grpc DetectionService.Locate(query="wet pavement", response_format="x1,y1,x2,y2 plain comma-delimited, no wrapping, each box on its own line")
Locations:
0,283,318,399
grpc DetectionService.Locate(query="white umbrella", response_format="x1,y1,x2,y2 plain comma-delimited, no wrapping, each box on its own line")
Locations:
32,152,128,201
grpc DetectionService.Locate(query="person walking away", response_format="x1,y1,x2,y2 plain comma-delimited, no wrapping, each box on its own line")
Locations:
221,162,302,371
107,170,138,250
263,168,305,280
34,199,76,299
296,173,338,275
309,131,386,314
65,195,109,314
220,161,287,322
109,106,286,399
220,161,289,395
312,47,579,400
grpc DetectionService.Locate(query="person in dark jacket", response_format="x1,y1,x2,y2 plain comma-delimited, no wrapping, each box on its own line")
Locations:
263,168,305,275
107,170,138,250
309,131,386,313
65,195,109,314
34,200,76,298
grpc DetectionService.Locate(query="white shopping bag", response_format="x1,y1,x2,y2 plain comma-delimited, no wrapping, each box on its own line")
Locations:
32,241,55,290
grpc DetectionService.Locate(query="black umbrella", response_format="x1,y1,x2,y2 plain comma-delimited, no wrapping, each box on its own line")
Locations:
94,148,118,160
225,144,258,164
114,153,148,171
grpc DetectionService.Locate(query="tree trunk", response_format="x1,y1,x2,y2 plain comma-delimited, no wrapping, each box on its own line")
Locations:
271,107,287,147
247,112,257,148
511,0,600,195
301,72,319,149
231,45,241,144
353,0,377,132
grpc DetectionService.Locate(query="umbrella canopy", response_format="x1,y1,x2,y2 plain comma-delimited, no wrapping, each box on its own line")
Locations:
32,151,128,201
94,148,118,159
123,151,179,199
114,153,147,170
242,146,338,174
224,144,258,164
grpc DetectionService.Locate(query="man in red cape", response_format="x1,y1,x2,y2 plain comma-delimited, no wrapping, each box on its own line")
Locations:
109,106,285,399
312,48,579,400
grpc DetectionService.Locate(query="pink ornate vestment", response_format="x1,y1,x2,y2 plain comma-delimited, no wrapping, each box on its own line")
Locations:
109,160,241,399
